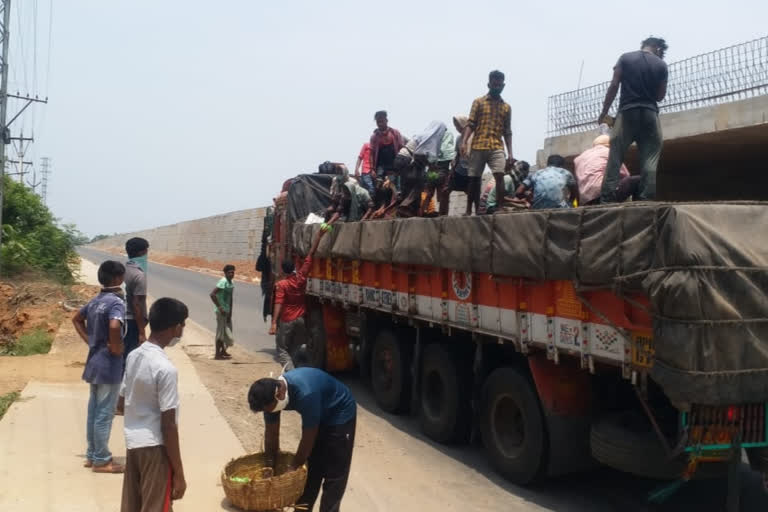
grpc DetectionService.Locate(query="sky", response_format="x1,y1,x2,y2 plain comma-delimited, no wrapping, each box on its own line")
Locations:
8,0,768,237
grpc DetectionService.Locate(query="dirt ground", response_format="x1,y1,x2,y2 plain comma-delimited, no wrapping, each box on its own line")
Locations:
0,277,98,395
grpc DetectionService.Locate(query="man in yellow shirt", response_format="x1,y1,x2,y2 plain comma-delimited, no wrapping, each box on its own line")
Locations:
461,70,516,215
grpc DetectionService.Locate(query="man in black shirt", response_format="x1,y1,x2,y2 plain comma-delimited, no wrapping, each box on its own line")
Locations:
598,37,669,202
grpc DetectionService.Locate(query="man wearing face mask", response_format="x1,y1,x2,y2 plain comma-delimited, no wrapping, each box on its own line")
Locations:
124,237,150,363
248,367,357,512
461,70,515,216
118,297,189,512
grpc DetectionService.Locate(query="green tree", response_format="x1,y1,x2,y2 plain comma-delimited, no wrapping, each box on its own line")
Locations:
1,176,78,282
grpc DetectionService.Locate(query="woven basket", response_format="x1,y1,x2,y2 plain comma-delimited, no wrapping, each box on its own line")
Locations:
222,452,307,511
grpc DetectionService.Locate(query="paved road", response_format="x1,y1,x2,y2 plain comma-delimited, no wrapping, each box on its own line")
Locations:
77,247,274,356
77,246,768,511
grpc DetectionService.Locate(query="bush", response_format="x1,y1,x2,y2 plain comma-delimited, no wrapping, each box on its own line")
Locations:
0,391,19,420
0,328,54,356
1,176,79,282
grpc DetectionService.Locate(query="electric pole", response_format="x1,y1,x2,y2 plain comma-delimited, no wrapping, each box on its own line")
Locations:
0,0,48,274
0,0,11,265
40,156,50,204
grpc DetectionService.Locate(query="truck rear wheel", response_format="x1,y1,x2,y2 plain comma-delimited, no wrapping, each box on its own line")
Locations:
480,367,546,485
591,411,727,480
419,344,471,443
371,329,411,413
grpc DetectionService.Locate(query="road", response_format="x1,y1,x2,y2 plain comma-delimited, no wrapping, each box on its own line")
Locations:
78,247,768,511
78,246,273,355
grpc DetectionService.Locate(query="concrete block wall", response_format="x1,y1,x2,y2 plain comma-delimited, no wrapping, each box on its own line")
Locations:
90,207,269,263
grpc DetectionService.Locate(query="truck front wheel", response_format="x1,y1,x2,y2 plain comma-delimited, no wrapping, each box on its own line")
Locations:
480,367,546,485
371,329,411,413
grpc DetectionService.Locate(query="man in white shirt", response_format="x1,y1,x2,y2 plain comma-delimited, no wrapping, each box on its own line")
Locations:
118,297,188,512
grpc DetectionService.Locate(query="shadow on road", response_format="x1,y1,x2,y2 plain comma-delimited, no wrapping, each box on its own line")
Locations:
341,374,768,512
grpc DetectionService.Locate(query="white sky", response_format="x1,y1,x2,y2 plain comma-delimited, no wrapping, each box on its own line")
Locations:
10,0,768,236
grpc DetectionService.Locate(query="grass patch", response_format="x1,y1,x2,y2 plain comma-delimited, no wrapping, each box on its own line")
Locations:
0,329,53,356
0,391,19,420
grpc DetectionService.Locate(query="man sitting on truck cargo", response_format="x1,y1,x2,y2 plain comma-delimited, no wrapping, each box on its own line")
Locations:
516,155,578,209
269,229,326,370
598,36,668,203
574,135,630,205
369,110,405,182
248,367,357,512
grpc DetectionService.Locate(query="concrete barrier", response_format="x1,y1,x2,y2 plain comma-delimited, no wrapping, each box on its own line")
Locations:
90,207,269,264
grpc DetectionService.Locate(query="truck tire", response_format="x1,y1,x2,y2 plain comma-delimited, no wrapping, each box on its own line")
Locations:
480,367,546,485
590,411,727,480
419,344,471,444
371,329,411,413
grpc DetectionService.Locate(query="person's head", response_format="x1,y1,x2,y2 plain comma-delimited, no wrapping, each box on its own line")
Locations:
641,36,668,59
592,135,610,147
125,237,149,259
488,70,505,98
374,110,388,131
453,115,469,133
148,297,189,346
547,154,566,169
248,377,287,413
516,160,531,178
281,259,295,275
98,260,125,288
223,264,235,281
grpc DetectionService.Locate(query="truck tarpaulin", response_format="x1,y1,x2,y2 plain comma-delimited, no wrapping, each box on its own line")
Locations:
293,203,768,406
287,174,334,224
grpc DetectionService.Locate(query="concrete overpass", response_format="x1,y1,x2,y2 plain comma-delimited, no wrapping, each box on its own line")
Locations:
538,36,768,201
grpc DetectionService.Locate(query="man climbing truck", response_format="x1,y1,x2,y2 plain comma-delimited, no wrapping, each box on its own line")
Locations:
265,37,768,505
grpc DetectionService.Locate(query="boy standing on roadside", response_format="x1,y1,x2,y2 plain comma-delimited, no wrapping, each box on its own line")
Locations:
72,260,127,474
210,264,235,360
119,298,189,512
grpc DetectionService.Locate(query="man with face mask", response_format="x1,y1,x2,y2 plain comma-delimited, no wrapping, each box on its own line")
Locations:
461,70,515,216
248,367,357,512
124,237,150,363
118,297,189,512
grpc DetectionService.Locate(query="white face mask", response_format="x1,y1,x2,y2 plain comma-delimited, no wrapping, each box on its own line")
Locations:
272,375,289,412
168,337,181,347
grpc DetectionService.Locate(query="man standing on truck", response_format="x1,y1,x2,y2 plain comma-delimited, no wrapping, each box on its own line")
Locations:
461,70,515,216
598,36,669,203
354,142,376,197
269,228,327,370
369,111,405,183
248,367,357,512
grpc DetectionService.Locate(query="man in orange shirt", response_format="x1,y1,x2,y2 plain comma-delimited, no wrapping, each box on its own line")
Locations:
269,229,326,370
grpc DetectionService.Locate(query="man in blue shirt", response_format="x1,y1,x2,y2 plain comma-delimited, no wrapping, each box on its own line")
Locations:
248,367,357,512
72,260,127,473
516,154,579,209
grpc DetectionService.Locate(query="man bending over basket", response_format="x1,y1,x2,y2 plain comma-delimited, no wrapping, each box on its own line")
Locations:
248,367,357,512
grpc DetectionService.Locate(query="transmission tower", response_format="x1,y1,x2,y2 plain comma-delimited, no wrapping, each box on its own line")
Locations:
40,156,50,203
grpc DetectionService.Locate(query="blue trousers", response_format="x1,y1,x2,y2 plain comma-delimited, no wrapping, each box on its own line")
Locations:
86,383,121,466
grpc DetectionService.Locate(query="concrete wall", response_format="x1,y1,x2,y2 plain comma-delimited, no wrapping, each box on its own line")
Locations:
91,207,269,263
538,95,768,166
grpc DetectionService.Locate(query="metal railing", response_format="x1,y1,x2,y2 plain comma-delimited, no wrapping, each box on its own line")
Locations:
547,36,768,135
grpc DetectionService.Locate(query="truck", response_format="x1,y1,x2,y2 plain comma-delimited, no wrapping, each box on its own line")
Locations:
266,36,768,492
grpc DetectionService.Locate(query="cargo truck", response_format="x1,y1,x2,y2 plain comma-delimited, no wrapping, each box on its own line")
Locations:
266,37,768,489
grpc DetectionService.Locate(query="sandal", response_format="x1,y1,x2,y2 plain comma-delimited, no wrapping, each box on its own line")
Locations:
83,460,93,468
92,461,124,474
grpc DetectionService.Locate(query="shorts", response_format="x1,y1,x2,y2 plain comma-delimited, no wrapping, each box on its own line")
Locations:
468,149,506,177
